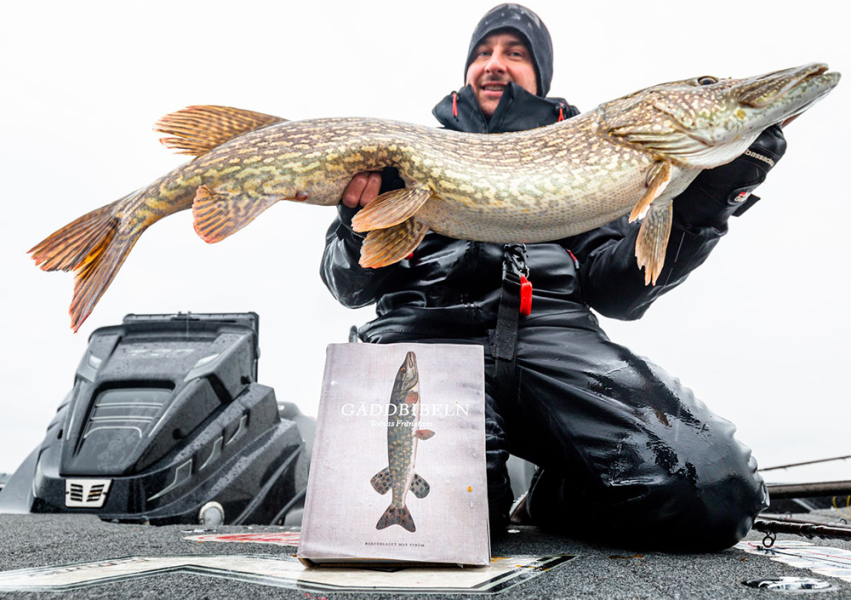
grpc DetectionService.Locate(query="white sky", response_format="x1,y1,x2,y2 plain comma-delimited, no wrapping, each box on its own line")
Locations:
1,0,848,485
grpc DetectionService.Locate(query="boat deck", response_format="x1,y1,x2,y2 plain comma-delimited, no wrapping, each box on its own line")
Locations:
0,509,848,598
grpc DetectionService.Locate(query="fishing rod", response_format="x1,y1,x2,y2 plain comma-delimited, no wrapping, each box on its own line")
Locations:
766,481,851,499
761,454,851,472
760,514,849,526
754,518,851,543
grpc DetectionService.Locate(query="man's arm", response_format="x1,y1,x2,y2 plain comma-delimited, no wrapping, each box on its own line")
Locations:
571,125,787,320
320,169,405,308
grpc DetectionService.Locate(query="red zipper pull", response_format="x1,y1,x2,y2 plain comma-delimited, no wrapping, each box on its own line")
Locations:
519,275,533,316
567,249,579,269
452,92,458,118
557,101,567,122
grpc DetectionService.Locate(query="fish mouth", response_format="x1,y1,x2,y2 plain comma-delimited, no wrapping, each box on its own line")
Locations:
736,63,840,112
401,351,418,388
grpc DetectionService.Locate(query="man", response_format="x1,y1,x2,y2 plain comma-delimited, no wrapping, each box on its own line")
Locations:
321,4,786,551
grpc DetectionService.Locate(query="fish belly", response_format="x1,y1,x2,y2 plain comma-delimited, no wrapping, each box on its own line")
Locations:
387,425,416,498
415,161,650,242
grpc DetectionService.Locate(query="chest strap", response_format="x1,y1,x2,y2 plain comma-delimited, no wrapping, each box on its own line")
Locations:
491,244,529,406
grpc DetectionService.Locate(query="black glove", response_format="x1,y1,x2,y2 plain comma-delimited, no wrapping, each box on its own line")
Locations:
674,124,787,229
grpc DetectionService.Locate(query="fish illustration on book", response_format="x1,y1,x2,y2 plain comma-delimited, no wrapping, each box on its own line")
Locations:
370,351,434,532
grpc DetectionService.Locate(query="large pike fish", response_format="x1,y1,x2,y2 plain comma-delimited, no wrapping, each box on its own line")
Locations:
370,351,434,533
30,63,840,331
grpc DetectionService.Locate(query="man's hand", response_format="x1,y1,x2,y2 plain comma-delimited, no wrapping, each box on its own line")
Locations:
342,172,383,208
697,124,787,196
674,124,788,228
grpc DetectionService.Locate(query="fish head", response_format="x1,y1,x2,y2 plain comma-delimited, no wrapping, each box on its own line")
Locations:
394,351,419,394
599,63,840,168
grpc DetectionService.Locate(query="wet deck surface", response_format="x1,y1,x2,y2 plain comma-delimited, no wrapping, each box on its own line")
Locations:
0,510,849,599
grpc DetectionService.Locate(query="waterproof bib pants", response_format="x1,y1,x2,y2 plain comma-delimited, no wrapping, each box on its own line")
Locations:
385,318,767,552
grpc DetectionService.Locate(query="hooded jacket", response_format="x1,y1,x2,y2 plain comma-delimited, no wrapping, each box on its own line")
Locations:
319,84,780,342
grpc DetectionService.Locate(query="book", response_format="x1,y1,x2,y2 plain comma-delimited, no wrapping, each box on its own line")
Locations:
298,343,489,566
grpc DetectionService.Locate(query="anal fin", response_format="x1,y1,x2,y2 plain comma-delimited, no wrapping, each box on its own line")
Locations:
351,187,432,232
193,185,297,243
629,161,671,222
359,218,429,268
635,201,673,286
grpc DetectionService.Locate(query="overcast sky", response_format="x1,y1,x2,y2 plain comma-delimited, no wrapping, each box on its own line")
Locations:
1,0,848,484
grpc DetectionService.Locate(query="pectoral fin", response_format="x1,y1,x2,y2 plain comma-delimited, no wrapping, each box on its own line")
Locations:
370,466,392,495
629,161,671,222
351,188,432,232
414,429,434,440
359,218,429,268
193,185,301,243
411,473,430,499
635,201,673,286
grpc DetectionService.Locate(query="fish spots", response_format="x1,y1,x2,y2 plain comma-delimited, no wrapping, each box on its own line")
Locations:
286,161,320,173
233,167,261,179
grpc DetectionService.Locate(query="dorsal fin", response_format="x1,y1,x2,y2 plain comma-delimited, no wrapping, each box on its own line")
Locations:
154,105,287,156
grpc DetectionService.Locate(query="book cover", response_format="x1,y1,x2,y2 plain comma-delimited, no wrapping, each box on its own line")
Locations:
298,343,489,566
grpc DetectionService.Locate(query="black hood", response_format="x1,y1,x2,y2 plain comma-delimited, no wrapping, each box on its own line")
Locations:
465,4,554,97
433,82,578,134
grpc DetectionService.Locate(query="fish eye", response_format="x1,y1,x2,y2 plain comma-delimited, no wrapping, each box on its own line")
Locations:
697,76,718,86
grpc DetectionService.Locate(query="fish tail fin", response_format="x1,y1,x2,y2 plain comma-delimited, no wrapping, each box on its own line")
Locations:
29,200,122,273
29,191,143,332
376,504,416,533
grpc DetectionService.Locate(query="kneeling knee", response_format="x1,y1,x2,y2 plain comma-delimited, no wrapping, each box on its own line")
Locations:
645,473,768,551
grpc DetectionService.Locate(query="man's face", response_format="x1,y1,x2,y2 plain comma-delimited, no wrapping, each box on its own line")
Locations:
465,31,538,118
